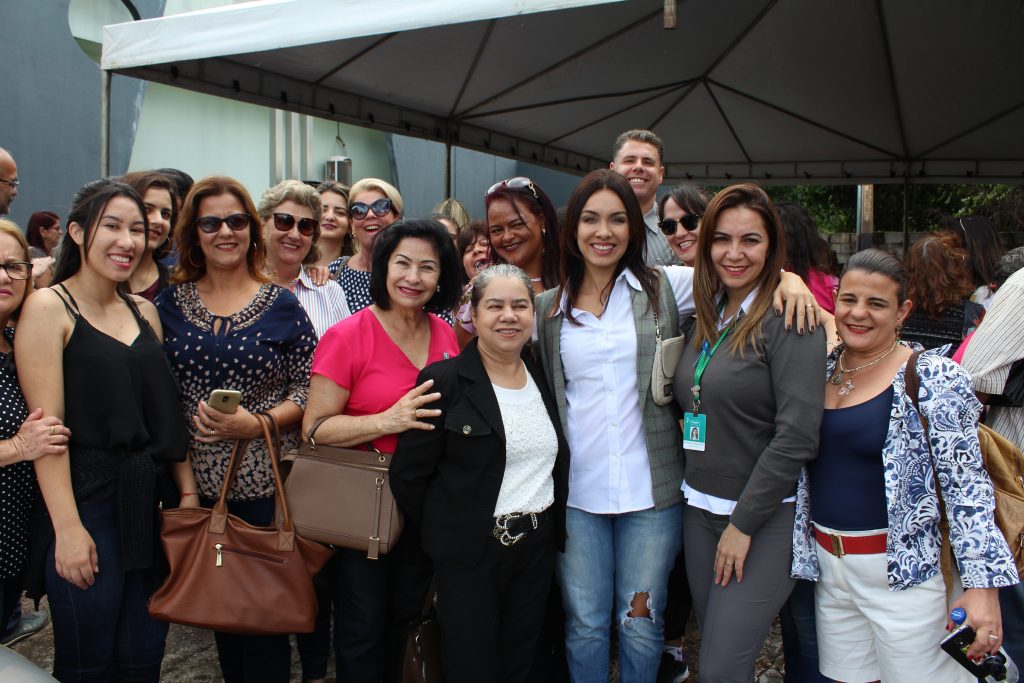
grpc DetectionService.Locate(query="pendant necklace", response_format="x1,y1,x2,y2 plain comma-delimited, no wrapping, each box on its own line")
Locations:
830,340,899,397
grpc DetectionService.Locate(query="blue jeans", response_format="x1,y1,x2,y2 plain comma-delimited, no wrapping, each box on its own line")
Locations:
199,496,291,683
45,498,168,683
558,505,683,683
778,579,829,682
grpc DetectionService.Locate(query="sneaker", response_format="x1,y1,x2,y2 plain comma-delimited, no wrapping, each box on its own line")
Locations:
0,609,50,646
657,650,689,683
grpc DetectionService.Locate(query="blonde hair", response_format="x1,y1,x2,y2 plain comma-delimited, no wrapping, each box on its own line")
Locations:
0,219,32,319
258,180,324,266
349,178,403,217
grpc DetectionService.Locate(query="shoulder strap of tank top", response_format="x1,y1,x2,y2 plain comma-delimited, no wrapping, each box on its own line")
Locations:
53,283,81,320
118,290,158,342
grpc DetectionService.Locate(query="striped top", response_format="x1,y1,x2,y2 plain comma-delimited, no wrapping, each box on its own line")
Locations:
291,266,350,338
962,267,1024,448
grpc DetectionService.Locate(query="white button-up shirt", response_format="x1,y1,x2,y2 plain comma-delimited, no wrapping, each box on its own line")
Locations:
559,267,695,513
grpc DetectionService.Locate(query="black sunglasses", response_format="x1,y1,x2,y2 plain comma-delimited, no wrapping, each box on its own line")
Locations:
485,177,539,200
273,213,318,236
349,198,393,220
196,213,253,234
658,213,702,235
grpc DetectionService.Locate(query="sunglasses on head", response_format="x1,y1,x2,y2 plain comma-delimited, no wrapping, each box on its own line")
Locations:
658,213,702,235
273,213,318,236
196,213,253,234
485,177,539,201
349,198,393,220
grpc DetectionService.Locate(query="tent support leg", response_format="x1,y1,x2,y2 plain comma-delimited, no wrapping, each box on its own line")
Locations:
101,70,111,177
444,141,452,198
901,178,910,259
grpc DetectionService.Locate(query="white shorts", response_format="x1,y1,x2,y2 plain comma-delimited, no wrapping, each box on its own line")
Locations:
813,524,973,683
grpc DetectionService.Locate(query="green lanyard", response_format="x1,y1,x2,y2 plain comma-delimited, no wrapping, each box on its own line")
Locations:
691,299,731,415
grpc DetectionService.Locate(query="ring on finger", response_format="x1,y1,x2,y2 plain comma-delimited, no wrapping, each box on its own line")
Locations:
49,425,56,436
989,634,1000,641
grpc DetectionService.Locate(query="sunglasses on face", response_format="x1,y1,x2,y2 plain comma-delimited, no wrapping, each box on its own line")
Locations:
196,213,253,234
349,198,393,220
658,213,702,235
485,176,539,200
272,213,318,236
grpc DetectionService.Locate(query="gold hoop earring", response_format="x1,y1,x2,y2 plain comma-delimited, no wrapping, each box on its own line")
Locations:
187,249,203,269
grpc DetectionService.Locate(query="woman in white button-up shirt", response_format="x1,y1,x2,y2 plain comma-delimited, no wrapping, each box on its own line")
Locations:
535,170,817,683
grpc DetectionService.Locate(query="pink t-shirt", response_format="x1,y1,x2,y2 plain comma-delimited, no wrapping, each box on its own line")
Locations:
806,268,839,314
311,308,458,453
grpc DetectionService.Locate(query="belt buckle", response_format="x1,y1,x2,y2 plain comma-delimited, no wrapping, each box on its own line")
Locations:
829,532,845,558
493,513,525,547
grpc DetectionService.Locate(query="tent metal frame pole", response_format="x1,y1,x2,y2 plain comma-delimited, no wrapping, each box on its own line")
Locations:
444,140,452,198
100,70,111,177
902,177,910,259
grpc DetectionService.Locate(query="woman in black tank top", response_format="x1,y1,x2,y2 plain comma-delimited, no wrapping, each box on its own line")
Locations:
15,179,193,682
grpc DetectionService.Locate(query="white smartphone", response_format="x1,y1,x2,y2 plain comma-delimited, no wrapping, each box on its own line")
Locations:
207,389,242,414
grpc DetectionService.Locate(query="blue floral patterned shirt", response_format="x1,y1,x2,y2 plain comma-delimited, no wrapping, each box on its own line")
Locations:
792,344,1019,590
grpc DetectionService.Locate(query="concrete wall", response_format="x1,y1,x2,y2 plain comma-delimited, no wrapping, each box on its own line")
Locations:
828,231,1024,263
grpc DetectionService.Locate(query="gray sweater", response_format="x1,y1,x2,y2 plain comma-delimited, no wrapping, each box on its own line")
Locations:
673,311,825,535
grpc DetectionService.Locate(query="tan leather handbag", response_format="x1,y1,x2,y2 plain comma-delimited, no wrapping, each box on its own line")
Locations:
148,413,334,634
281,416,404,559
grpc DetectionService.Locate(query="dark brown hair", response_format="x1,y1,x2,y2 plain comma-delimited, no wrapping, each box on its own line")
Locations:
555,169,657,325
121,171,175,260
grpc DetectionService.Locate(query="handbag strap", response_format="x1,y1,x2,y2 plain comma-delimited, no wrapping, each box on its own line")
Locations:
254,412,298,549
904,350,955,600
306,415,331,446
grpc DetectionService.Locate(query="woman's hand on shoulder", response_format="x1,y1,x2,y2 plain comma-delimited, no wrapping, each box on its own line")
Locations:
307,266,331,287
10,408,70,462
378,379,442,436
54,523,99,590
773,272,820,334
951,587,1003,658
193,402,262,443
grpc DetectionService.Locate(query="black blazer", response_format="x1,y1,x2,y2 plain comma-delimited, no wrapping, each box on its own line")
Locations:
391,339,570,571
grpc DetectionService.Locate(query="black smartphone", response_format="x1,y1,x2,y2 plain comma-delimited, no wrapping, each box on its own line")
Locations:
941,624,1010,680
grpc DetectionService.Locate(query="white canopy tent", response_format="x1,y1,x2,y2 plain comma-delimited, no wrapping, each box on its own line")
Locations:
102,0,1024,186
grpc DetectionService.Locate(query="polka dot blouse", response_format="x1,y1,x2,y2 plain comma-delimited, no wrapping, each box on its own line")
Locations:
156,283,316,501
0,327,34,579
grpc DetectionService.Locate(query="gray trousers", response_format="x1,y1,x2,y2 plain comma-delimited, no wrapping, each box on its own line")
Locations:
684,503,797,683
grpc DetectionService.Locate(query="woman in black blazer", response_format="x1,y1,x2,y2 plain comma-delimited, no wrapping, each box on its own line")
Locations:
391,263,569,683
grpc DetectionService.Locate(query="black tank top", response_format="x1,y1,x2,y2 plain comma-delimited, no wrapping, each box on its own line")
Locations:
54,284,188,570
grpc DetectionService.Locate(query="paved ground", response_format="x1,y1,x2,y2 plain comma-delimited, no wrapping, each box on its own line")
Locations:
11,596,785,681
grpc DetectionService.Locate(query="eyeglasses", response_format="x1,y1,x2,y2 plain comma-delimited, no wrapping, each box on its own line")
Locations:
196,213,253,234
0,261,32,280
0,178,18,189
272,213,318,236
349,198,393,220
658,213,702,235
485,177,539,200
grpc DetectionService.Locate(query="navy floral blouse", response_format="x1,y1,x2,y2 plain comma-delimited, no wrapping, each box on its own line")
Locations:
156,283,316,501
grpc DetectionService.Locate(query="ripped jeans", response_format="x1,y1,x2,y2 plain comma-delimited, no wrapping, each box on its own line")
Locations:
558,504,683,683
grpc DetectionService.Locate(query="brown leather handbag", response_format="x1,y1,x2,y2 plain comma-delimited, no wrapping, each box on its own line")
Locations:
148,413,334,634
280,416,403,559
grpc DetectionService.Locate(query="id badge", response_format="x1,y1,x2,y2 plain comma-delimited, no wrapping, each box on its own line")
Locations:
682,413,706,451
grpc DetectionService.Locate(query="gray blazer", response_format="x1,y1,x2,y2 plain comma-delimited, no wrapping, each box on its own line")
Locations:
535,269,684,510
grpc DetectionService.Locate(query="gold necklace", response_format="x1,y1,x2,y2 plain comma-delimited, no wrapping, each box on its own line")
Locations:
829,339,899,397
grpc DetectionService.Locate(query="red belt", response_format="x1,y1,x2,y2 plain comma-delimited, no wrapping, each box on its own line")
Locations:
814,527,887,557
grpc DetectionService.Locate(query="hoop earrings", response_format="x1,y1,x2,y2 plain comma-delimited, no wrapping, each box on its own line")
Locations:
187,248,204,269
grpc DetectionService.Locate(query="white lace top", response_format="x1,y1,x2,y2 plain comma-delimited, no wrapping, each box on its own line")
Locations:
491,368,557,516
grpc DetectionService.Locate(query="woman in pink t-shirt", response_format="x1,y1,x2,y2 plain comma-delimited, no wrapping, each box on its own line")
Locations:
304,217,461,683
